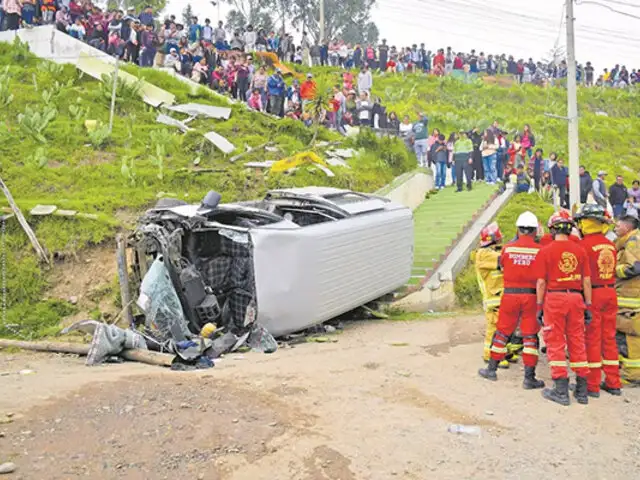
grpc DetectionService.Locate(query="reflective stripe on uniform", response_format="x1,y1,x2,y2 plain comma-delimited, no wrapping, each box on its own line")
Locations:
491,346,508,354
490,271,503,278
483,297,501,311
616,265,628,278
620,357,640,368
549,360,567,367
504,247,539,255
617,297,640,309
522,347,539,356
569,361,589,368
587,362,602,368
602,359,619,366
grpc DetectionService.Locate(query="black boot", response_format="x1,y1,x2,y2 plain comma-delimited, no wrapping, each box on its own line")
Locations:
478,358,498,381
574,376,589,405
601,382,622,396
523,366,545,390
542,378,570,406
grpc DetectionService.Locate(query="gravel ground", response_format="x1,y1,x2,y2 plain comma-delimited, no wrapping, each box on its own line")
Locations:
1,314,640,479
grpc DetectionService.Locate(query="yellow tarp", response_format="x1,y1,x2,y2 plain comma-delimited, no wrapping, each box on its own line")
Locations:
271,152,330,173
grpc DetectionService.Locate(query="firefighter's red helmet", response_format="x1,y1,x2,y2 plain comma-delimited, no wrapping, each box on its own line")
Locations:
479,222,503,247
547,209,574,229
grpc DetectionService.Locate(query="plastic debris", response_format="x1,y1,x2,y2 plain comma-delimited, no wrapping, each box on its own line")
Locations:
30,205,57,216
448,425,482,436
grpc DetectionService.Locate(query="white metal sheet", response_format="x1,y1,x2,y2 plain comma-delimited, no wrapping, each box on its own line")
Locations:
204,131,235,154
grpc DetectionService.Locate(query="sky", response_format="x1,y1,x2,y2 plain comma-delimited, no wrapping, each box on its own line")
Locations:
166,0,640,70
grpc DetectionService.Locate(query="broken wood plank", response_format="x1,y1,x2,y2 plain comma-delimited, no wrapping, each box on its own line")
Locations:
116,233,134,329
0,176,50,265
229,142,273,163
0,339,174,367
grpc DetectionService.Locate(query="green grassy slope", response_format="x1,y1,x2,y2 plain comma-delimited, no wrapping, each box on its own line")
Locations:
0,39,413,338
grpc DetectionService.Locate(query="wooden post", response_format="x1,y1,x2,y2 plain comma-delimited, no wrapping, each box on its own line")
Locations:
0,176,49,265
116,233,134,328
0,339,174,367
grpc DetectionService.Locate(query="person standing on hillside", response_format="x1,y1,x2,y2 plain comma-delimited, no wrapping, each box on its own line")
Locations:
267,68,285,117
431,134,448,189
610,175,628,219
378,39,389,73
357,65,373,95
551,159,569,208
453,131,473,192
592,170,608,209
481,129,498,184
470,127,483,181
411,113,429,168
579,166,593,203
300,73,317,109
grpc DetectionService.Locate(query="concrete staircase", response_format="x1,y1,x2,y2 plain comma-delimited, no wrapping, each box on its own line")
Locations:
405,183,498,288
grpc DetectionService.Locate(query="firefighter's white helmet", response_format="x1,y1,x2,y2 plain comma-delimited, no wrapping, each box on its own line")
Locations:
516,211,538,229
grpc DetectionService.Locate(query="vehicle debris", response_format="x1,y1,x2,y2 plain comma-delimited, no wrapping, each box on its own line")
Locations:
204,131,235,154
156,113,192,133
166,103,232,120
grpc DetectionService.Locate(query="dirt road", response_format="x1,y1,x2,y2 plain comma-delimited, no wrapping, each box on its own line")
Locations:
1,314,639,479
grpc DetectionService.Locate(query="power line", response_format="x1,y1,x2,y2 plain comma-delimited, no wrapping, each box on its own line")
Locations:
378,1,640,54
600,0,640,8
576,0,640,19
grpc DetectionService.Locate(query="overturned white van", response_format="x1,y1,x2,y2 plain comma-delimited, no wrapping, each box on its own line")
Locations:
127,187,413,339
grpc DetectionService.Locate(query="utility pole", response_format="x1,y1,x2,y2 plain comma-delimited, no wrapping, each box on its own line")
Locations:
319,0,325,44
108,57,120,135
565,0,580,211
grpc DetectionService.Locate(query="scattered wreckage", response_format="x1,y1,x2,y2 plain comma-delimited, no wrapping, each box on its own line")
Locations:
124,186,413,349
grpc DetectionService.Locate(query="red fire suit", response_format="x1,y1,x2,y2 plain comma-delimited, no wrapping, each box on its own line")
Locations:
536,239,591,379
581,233,620,392
490,236,542,367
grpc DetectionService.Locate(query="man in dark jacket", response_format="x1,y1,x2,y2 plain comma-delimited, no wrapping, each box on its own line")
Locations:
579,166,592,204
551,159,568,208
469,127,483,181
609,175,628,218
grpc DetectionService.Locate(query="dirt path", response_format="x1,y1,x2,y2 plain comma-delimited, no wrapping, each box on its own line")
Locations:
1,314,640,479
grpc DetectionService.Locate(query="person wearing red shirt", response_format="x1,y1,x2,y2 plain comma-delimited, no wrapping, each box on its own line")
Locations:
536,210,593,406
479,211,546,389
300,73,317,103
433,49,445,76
575,204,620,396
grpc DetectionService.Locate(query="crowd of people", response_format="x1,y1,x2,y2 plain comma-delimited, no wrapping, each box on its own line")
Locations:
474,202,640,404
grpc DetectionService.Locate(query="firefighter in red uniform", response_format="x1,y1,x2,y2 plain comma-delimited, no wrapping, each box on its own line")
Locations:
536,210,593,406
575,204,621,396
479,211,545,389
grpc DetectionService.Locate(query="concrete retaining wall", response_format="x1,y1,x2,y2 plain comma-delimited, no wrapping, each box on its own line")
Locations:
376,169,433,210
0,26,115,65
